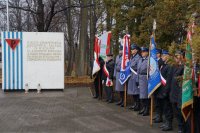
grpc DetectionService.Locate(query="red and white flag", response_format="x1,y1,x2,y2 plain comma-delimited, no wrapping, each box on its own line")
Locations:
92,31,112,76
99,31,112,60
92,36,101,75
101,31,112,86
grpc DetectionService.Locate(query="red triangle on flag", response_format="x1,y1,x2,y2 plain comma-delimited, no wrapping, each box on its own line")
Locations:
5,39,20,50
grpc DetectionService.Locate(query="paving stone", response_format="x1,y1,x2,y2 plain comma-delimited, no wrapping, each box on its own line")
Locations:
0,87,177,133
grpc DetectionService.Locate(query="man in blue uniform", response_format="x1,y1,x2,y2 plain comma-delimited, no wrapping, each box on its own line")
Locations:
128,44,141,111
137,47,149,116
114,45,125,107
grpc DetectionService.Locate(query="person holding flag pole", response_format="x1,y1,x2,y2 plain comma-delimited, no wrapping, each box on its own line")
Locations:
148,20,162,124
137,46,150,116
118,34,131,108
92,36,104,99
181,23,194,133
102,53,115,103
156,50,174,131
128,44,141,111
114,45,125,107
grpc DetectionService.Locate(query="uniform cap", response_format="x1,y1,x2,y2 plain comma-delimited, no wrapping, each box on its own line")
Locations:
141,47,149,52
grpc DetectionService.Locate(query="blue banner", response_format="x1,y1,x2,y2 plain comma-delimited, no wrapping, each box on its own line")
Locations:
119,35,131,85
148,37,161,98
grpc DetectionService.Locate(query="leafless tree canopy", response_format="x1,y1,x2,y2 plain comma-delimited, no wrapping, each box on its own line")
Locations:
0,0,105,76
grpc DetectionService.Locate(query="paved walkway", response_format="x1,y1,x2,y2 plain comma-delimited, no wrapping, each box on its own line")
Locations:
0,87,177,133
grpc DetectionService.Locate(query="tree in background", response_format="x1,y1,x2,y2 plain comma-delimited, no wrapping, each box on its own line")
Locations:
0,0,200,76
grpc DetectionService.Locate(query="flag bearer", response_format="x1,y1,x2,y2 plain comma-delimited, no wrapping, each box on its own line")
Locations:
114,45,125,107
194,59,200,133
137,47,149,116
154,48,165,123
93,57,104,99
102,53,115,103
128,44,141,111
170,50,190,133
156,50,173,131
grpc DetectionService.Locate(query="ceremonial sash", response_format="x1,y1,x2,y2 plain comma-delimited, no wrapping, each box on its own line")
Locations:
103,64,113,86
160,66,166,86
130,67,137,75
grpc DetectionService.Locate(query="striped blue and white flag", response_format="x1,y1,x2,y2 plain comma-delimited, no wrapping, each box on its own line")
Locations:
148,37,161,98
1,32,24,90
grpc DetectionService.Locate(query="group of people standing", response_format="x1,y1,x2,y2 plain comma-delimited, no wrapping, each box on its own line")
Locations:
92,44,200,133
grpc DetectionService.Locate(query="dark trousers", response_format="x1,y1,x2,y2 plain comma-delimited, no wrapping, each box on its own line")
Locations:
119,91,124,102
133,95,139,104
94,76,102,97
173,103,191,133
155,96,164,117
194,97,200,133
104,86,113,101
140,98,150,108
163,97,173,122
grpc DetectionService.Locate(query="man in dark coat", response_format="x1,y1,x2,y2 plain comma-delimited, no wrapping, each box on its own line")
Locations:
128,44,141,111
194,60,200,133
170,50,190,133
93,56,105,99
154,48,165,123
137,47,149,116
155,50,173,131
114,45,125,107
102,53,115,103
156,48,164,69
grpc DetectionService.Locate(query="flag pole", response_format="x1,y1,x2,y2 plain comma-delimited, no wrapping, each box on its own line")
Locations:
150,19,157,126
148,37,153,126
6,0,9,31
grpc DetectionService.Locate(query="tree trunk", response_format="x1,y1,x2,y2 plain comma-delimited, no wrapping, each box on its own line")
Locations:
36,0,44,32
76,0,88,76
66,0,74,76
89,0,97,75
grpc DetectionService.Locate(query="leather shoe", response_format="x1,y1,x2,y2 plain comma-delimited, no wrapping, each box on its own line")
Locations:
178,130,182,133
138,107,145,115
153,114,159,120
129,104,136,110
142,107,149,116
107,100,113,103
142,111,149,116
93,96,98,99
159,123,166,129
116,100,123,106
154,117,163,123
133,103,140,111
162,121,172,131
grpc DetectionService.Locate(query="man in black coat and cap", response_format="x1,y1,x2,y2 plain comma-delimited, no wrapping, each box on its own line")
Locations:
170,50,191,133
102,53,115,103
154,48,165,123
156,50,173,131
